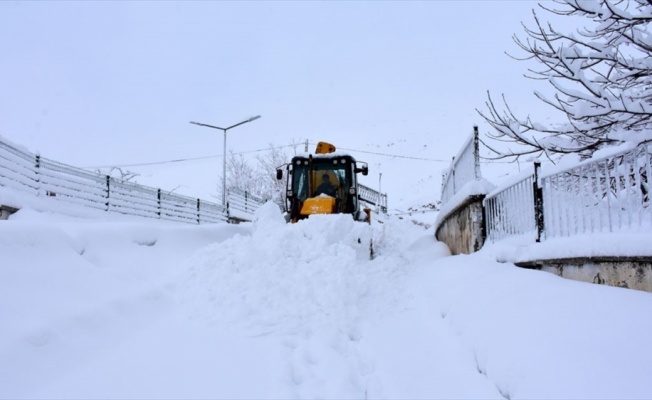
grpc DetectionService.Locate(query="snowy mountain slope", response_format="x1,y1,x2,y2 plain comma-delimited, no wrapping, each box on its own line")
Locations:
1,203,652,399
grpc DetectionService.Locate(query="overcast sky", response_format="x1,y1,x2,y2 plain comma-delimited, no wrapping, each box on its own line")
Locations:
1,1,547,205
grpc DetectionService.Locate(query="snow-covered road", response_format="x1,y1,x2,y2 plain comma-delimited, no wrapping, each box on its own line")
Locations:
2,204,651,399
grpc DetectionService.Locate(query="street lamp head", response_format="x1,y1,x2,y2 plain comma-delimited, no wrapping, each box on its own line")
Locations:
224,115,262,130
189,121,225,130
190,116,261,131
189,114,261,208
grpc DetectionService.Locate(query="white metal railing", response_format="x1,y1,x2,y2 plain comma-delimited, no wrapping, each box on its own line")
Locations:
483,140,651,243
0,141,39,194
441,126,482,205
0,137,265,223
39,156,110,211
227,187,266,221
358,183,388,213
483,168,538,243
540,140,652,239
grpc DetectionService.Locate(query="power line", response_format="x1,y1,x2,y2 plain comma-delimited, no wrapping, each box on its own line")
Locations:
83,144,300,169
83,154,219,169
309,142,519,164
236,143,299,155
333,145,450,162
84,140,524,170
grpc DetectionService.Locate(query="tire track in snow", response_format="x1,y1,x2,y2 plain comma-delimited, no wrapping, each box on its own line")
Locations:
178,205,409,398
178,203,504,398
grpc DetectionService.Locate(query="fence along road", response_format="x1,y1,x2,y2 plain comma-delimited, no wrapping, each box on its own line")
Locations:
437,128,651,246
539,141,651,239
440,126,482,205
0,137,265,224
483,140,652,243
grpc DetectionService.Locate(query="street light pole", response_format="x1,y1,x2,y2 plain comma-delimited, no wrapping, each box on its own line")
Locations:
378,172,382,213
190,115,261,207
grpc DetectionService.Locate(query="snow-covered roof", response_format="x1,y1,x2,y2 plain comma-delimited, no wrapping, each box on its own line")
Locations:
292,150,359,161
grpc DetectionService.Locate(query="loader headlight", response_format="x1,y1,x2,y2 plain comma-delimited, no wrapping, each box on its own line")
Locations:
287,190,293,197
349,188,356,194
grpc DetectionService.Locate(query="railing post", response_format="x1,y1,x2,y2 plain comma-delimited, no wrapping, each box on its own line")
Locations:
451,156,456,196
533,162,545,242
34,154,41,196
197,198,201,225
245,190,249,213
604,161,613,232
105,175,110,211
473,125,481,180
157,188,162,219
645,142,652,228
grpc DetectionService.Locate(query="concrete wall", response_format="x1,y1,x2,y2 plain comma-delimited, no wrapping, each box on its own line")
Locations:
435,194,652,293
516,258,652,293
435,196,485,255
0,205,18,220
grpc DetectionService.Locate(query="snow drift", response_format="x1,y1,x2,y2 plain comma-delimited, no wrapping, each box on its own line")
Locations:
1,203,651,399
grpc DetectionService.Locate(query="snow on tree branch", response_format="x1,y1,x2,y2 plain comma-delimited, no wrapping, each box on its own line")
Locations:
478,0,652,160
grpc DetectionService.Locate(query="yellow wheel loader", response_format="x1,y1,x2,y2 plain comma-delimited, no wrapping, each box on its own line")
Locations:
276,142,373,224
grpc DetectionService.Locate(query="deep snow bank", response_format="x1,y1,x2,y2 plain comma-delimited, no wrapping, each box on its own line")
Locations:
178,202,441,334
414,252,652,399
5,203,651,400
0,208,251,398
175,203,458,399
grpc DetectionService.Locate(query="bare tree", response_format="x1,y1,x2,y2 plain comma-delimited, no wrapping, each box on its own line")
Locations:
478,0,652,161
220,144,293,203
256,145,290,204
220,151,259,200
96,167,140,182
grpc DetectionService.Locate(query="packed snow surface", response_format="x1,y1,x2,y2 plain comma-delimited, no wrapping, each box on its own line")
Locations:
2,202,652,399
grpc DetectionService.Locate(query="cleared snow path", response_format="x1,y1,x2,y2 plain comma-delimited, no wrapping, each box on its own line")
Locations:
2,204,652,399
175,205,501,398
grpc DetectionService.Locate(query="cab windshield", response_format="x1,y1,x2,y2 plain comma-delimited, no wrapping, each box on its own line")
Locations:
312,159,350,197
290,157,357,213
292,161,350,197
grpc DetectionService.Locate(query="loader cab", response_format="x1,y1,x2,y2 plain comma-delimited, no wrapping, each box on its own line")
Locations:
276,142,369,222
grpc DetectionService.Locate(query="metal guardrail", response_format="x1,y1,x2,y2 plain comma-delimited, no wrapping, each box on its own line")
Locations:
484,140,651,243
483,168,538,243
227,187,266,221
540,140,652,239
441,126,482,205
0,137,265,224
0,141,39,193
358,183,388,213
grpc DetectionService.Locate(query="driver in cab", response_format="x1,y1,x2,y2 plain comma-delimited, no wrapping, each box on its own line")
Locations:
315,173,338,198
